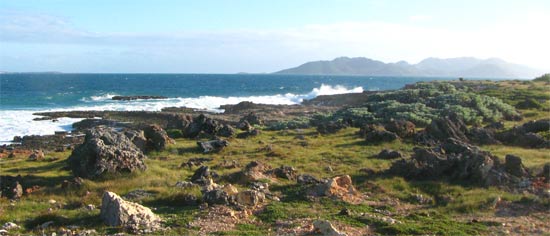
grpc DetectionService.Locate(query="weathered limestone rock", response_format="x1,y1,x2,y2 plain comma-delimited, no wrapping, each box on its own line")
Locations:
313,220,347,236
68,127,147,179
100,191,162,233
143,124,174,152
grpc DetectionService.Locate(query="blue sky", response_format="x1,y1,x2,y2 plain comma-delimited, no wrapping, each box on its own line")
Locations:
1,0,549,73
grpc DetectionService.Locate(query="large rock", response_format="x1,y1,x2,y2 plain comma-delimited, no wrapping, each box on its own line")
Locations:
68,127,147,179
270,165,298,180
100,191,162,233
424,114,469,142
0,176,23,199
240,112,263,126
28,149,45,161
505,155,528,177
197,139,229,153
310,175,361,204
190,166,218,185
235,161,273,183
468,127,500,145
217,124,236,137
495,120,550,148
143,124,174,152
313,220,347,236
384,120,416,138
235,190,265,206
184,114,222,138
124,130,148,152
390,138,525,186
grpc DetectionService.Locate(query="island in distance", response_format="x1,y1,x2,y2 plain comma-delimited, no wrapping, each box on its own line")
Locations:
275,56,542,78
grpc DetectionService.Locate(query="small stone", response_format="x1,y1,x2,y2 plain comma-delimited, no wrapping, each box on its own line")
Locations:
86,204,96,211
2,222,20,230
313,220,347,236
41,221,54,229
48,199,57,204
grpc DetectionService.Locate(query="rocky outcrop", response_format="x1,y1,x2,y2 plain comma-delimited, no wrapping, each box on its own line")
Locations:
100,191,162,233
505,155,528,177
390,138,528,186
217,124,235,137
197,139,229,153
384,120,416,138
313,220,348,236
365,130,399,143
496,119,550,148
424,114,469,142
143,124,174,152
28,149,45,161
270,165,298,180
124,130,148,152
235,190,265,206
68,127,147,179
0,176,23,199
191,166,218,185
73,119,126,131
468,127,500,145
317,121,347,134
239,112,263,126
233,161,273,183
309,175,362,204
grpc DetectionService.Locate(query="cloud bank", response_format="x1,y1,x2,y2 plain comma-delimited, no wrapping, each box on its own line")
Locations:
1,10,548,73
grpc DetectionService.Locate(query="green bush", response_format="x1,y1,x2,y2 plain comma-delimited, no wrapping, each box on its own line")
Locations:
533,73,550,82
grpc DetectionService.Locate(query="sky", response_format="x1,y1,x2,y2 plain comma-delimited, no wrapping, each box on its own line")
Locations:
0,0,549,73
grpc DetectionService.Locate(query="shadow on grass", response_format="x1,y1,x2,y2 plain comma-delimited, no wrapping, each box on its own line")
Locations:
3,160,68,175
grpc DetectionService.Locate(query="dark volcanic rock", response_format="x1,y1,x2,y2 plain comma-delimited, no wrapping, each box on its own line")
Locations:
365,130,399,143
190,166,218,185
217,124,235,137
237,120,252,131
270,165,298,180
384,120,416,138
184,114,223,138
468,127,500,145
197,139,229,153
505,155,528,177
240,112,263,126
390,138,525,186
521,119,550,133
73,119,126,131
425,114,469,142
0,175,23,199
112,95,168,101
317,121,347,134
68,127,147,179
377,149,402,159
124,130,148,152
144,124,174,152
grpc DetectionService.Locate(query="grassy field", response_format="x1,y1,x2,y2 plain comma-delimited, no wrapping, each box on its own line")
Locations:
1,79,549,235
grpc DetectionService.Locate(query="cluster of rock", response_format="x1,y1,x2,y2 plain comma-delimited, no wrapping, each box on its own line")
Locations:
416,115,550,149
390,138,530,187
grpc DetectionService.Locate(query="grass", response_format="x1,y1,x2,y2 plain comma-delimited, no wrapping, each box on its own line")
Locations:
1,80,549,235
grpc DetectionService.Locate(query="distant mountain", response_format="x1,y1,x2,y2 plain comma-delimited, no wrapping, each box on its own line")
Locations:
275,57,541,78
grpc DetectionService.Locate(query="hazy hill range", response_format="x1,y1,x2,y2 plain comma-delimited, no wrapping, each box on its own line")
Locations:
275,57,541,78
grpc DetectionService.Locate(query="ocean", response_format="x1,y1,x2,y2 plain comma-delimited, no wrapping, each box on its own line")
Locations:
0,73,460,143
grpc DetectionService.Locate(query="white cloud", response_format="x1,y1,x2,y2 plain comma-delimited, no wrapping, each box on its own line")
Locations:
1,10,549,72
